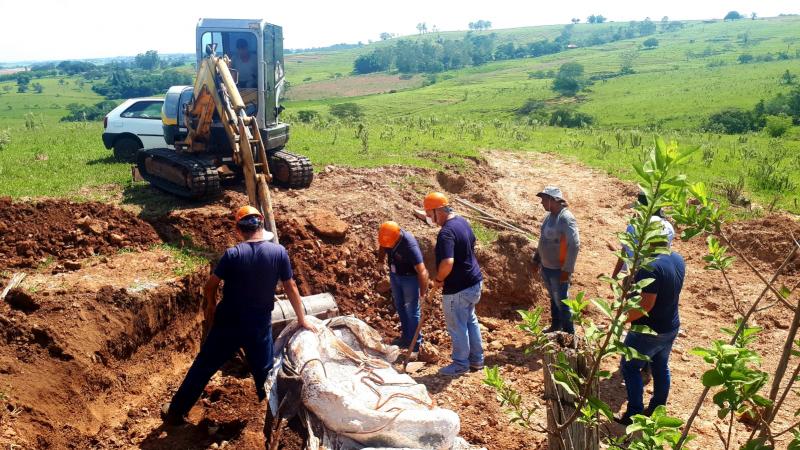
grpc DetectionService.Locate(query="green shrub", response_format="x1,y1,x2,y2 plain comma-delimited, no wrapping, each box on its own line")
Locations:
61,100,121,122
296,110,319,123
0,129,10,150
549,108,594,128
516,99,547,116
329,102,364,121
702,109,757,134
764,115,792,137
737,54,754,64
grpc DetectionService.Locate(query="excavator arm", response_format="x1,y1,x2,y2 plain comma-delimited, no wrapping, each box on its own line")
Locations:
180,50,279,242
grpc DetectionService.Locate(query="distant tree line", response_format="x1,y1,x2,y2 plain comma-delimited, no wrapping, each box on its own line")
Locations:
703,82,800,136
353,18,682,75
91,68,192,99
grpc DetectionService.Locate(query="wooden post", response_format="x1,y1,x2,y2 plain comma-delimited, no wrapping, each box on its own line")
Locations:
542,332,599,450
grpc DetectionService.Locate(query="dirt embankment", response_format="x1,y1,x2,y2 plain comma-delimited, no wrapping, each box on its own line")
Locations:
0,197,159,270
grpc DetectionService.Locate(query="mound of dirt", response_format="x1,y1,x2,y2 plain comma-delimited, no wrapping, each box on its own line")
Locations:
477,232,545,318
725,215,800,274
435,160,513,211
150,208,238,253
0,197,159,270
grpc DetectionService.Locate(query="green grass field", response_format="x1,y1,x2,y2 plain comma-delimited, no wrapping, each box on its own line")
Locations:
1,16,798,214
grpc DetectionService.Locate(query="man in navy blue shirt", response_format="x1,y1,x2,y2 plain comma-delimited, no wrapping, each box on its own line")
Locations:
377,221,429,352
424,192,484,377
162,206,317,425
617,231,685,425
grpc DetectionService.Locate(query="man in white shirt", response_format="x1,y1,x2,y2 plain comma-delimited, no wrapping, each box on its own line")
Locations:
231,38,258,89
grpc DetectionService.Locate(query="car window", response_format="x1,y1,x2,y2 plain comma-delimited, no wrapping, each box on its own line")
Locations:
121,101,163,120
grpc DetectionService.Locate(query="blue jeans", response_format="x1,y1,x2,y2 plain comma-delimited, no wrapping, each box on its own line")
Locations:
167,321,273,418
390,273,422,351
442,282,484,370
620,328,679,416
541,267,574,333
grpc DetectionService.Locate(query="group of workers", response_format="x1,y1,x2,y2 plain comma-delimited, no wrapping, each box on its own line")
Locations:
161,186,686,429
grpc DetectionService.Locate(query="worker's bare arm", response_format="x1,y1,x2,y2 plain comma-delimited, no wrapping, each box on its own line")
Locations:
202,274,222,337
283,278,319,332
414,262,429,298
433,258,454,289
626,292,656,323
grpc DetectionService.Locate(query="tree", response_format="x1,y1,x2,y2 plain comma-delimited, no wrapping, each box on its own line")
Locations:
642,38,659,49
781,70,797,85
724,11,743,21
661,16,669,23
587,14,607,24
15,72,31,93
571,18,580,24
416,23,427,34
379,32,393,41
751,12,757,20
737,53,754,64
552,62,585,96
134,50,160,70
32,82,44,94
468,20,492,31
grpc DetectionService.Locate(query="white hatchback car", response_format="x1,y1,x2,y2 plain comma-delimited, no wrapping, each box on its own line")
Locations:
102,98,167,161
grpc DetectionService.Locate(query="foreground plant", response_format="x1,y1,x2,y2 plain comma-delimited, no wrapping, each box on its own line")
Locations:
486,135,800,449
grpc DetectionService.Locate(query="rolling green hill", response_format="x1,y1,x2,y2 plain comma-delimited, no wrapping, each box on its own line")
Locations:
0,16,798,214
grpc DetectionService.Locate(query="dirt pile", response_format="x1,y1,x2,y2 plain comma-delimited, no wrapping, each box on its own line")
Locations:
0,197,160,270
477,232,545,318
724,215,800,274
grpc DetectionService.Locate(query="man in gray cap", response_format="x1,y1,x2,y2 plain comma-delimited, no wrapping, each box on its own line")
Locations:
531,186,581,334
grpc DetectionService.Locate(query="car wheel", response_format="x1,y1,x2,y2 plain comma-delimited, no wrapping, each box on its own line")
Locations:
113,136,142,162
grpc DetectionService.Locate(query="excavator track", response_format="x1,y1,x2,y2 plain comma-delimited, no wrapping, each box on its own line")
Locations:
136,148,221,199
268,149,314,189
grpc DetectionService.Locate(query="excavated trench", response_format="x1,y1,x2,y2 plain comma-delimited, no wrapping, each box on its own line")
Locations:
0,191,548,449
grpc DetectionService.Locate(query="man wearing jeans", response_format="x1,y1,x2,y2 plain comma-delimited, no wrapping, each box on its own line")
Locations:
424,192,484,377
377,221,429,352
532,186,580,334
617,233,685,425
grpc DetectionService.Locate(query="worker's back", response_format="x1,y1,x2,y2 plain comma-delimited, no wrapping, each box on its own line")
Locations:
213,240,293,327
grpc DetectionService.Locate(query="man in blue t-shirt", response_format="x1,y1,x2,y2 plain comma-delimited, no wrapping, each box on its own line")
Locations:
162,206,317,425
617,231,685,425
377,221,429,352
423,192,484,377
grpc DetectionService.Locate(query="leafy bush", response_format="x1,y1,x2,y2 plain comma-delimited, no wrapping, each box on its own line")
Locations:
642,37,659,49
60,100,121,122
702,109,758,134
516,99,547,116
296,110,319,123
549,108,594,128
329,103,364,121
0,129,10,150
737,54,754,64
764,115,792,137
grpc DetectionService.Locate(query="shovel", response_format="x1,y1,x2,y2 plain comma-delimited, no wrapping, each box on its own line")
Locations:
402,292,426,373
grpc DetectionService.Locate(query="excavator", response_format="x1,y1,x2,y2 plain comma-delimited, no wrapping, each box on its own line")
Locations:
137,18,314,242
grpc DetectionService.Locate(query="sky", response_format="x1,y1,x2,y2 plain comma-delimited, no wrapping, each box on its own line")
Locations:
0,0,798,63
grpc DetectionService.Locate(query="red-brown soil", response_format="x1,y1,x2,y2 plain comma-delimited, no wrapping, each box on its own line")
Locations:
0,197,159,270
1,151,799,450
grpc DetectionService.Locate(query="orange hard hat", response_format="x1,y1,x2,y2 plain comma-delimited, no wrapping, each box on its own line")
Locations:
423,192,449,210
378,221,402,248
235,205,263,222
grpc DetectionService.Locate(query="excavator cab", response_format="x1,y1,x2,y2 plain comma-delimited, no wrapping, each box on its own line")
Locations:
144,18,312,203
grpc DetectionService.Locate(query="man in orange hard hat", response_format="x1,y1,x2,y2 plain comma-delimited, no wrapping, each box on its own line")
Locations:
424,192,484,377
162,205,317,425
377,221,429,352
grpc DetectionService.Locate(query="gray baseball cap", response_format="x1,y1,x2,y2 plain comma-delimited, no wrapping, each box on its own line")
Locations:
536,186,564,201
